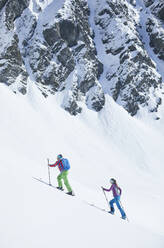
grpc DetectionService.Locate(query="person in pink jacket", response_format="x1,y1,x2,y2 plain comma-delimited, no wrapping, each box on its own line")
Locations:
102,178,126,219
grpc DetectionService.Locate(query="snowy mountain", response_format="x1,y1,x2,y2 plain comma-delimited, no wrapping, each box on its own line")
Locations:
0,1,164,248
0,0,164,116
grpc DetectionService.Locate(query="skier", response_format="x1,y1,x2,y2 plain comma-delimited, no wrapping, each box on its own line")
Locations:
102,178,126,219
48,154,74,196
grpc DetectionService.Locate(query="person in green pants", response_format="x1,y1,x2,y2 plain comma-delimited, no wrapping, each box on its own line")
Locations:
48,154,74,195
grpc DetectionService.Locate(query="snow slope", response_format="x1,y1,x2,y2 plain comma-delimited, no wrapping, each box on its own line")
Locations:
0,82,164,247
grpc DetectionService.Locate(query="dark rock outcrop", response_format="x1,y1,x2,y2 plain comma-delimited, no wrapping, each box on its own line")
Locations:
149,1,164,21
158,6,164,21
59,20,80,47
0,0,7,11
5,0,30,30
43,28,60,47
146,18,164,61
143,0,155,8
0,34,28,88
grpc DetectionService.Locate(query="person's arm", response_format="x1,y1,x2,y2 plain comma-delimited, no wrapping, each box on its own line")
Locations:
49,160,59,167
103,184,113,192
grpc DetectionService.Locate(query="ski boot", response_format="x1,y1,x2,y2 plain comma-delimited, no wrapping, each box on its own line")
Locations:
121,215,126,220
108,207,114,215
66,191,75,196
56,187,64,191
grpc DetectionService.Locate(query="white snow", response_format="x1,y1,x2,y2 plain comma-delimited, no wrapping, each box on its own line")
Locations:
0,82,164,248
0,0,164,247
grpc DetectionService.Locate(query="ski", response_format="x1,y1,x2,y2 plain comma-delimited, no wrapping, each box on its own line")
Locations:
33,177,75,196
87,203,127,221
87,202,109,213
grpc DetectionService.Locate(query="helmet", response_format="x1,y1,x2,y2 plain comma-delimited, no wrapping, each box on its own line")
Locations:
57,154,63,160
110,178,116,184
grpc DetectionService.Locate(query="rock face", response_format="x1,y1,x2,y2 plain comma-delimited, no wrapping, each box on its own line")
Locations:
146,18,164,60
5,0,30,30
59,20,80,47
0,0,8,11
15,0,105,115
0,34,28,87
0,0,163,116
148,0,164,21
144,0,164,62
0,0,29,93
95,0,162,115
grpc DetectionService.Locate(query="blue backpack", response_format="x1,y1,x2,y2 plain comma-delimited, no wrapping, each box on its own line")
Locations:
62,158,70,170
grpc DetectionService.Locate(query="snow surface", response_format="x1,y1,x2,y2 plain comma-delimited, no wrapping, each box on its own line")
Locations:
0,0,164,246
0,82,164,248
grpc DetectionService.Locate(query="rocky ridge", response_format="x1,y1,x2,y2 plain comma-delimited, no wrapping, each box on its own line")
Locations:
0,0,163,117
95,0,163,115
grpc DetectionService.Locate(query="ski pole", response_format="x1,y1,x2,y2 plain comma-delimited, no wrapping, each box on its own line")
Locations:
101,187,109,209
47,158,51,185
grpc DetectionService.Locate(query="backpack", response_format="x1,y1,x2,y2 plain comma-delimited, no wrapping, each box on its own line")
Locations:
116,186,121,196
62,158,70,170
113,184,121,196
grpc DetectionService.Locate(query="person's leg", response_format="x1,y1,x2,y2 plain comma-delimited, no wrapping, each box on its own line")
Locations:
109,198,115,213
115,196,126,218
57,172,63,188
62,171,72,192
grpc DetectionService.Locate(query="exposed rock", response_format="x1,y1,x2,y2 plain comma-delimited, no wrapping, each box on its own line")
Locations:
5,0,30,30
158,6,164,21
0,0,7,10
14,0,105,114
43,27,60,46
0,0,163,117
61,76,83,115
97,61,104,79
148,1,164,21
65,101,82,115
86,85,105,112
143,0,155,7
129,0,136,7
146,18,164,60
95,0,162,116
59,20,80,47
0,34,28,86
57,47,75,69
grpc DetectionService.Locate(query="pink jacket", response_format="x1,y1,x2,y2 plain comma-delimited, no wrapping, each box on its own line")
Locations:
103,184,122,197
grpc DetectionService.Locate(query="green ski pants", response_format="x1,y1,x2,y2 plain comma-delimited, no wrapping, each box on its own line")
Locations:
57,170,72,192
